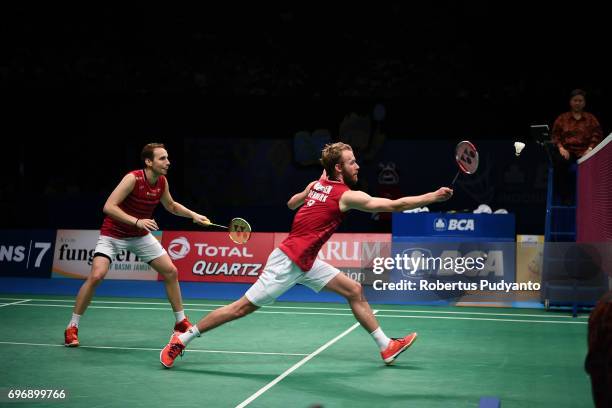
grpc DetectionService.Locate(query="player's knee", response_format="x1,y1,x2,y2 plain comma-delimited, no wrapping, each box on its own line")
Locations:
233,306,250,319
232,309,246,319
232,302,257,319
346,281,364,301
160,264,179,280
89,270,106,286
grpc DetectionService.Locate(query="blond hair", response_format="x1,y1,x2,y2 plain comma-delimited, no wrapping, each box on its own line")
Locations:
320,142,352,178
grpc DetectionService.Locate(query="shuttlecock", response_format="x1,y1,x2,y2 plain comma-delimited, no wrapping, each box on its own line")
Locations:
403,208,420,213
514,141,525,156
474,204,493,214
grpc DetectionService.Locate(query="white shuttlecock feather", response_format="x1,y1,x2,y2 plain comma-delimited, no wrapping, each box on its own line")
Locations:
514,142,525,156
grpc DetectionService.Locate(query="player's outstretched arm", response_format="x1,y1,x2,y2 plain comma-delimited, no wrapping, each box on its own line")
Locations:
339,187,453,213
160,179,210,226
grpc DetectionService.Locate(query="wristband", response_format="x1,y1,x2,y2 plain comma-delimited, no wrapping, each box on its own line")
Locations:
135,219,139,227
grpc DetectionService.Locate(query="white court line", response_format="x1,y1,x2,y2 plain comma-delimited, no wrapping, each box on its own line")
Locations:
0,341,308,357
235,310,378,408
0,299,31,308
370,308,588,319
6,302,587,324
8,303,356,317
0,297,587,319
376,314,587,324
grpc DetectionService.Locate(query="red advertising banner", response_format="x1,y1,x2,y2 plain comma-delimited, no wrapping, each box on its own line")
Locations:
162,231,275,283
273,233,391,268
162,231,389,283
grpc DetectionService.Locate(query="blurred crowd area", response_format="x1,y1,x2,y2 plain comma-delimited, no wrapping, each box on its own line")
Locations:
2,5,608,119
3,5,490,98
1,4,608,233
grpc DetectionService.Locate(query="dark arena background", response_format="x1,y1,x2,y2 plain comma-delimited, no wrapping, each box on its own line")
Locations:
1,4,611,408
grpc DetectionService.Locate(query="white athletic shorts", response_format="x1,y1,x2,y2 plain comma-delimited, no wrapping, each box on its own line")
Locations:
245,248,340,306
94,233,167,264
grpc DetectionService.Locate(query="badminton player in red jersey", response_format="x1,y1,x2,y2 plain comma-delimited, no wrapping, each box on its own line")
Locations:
64,143,210,347
161,142,453,367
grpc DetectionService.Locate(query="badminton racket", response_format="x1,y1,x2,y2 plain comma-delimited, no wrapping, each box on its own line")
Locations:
451,140,479,186
205,217,252,244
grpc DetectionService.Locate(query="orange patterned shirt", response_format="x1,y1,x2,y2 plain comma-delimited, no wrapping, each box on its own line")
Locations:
552,112,603,157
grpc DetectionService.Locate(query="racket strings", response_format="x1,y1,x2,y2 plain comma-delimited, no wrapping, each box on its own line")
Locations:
228,218,252,244
456,141,479,174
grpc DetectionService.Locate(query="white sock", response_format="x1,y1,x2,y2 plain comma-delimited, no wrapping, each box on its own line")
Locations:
178,325,200,346
68,313,81,329
370,327,391,350
174,310,186,322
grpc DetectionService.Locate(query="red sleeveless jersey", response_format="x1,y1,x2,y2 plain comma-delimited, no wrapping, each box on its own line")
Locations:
100,169,166,238
279,178,350,271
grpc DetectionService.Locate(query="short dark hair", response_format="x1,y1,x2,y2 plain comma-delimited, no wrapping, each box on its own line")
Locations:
141,143,165,165
570,88,586,98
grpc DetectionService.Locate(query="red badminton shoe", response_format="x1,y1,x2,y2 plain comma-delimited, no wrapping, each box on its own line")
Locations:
173,317,193,333
160,333,185,368
381,332,418,365
64,326,79,347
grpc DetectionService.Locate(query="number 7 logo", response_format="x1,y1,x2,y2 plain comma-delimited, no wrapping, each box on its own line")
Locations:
32,242,51,268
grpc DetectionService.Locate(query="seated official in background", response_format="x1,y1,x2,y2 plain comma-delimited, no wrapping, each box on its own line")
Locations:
551,88,603,203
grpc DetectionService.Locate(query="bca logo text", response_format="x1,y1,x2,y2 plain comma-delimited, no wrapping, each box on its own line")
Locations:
434,219,475,231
